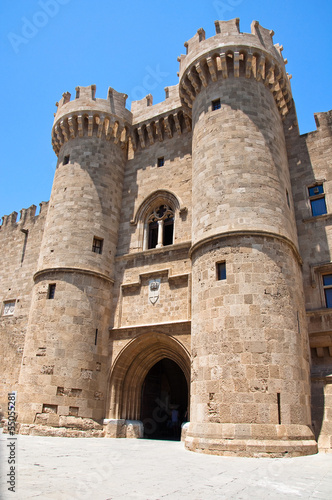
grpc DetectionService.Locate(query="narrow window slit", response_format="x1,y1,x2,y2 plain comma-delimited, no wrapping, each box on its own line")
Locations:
20,228,29,264
217,262,226,281
212,98,221,111
48,284,56,300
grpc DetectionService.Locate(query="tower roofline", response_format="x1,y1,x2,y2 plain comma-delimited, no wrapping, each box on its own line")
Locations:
178,19,291,117
54,85,132,125
178,19,284,76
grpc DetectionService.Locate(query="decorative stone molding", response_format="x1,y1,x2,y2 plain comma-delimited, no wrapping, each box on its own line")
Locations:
52,111,130,154
179,47,292,117
120,268,190,291
189,230,303,265
130,189,186,226
130,109,192,152
33,267,114,284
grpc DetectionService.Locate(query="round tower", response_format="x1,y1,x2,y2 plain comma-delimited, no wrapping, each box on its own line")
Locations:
17,85,131,432
180,19,317,456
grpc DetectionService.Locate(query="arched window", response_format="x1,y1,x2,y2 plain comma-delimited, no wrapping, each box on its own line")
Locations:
131,189,186,252
145,204,174,250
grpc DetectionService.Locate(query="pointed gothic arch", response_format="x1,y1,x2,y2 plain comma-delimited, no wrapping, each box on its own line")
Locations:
130,190,187,251
106,332,190,421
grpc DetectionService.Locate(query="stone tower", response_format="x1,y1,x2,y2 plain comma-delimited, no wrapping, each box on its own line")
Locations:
17,86,131,429
179,19,317,455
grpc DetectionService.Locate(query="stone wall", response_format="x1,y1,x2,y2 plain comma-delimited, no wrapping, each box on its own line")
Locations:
116,120,192,256
0,203,48,419
285,107,332,452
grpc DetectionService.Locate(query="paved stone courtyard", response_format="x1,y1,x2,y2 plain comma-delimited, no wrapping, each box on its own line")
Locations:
0,434,331,499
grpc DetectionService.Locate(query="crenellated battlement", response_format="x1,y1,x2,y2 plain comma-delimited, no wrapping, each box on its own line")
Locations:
131,85,181,122
54,85,130,121
178,18,292,117
52,85,133,155
0,202,49,231
179,19,284,71
129,84,192,151
51,20,292,156
313,110,332,133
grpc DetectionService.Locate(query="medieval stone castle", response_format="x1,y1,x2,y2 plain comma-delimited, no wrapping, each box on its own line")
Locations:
1,19,331,456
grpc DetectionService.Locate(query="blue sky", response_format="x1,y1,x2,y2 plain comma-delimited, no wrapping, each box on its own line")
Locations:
0,0,331,218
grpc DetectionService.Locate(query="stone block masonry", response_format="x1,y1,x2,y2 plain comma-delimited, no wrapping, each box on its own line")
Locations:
0,18,331,455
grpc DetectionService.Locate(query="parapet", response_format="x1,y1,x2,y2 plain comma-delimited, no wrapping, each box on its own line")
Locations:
178,19,284,76
299,109,332,140
50,20,293,155
0,202,49,231
54,85,132,124
128,84,192,152
131,85,182,124
178,18,292,118
314,110,332,132
52,85,133,155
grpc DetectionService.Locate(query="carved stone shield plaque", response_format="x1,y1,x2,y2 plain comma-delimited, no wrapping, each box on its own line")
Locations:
148,279,161,304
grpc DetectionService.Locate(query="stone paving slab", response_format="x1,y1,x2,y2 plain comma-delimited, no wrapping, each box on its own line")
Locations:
0,435,332,499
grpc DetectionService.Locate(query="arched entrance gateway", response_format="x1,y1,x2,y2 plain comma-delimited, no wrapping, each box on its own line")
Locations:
141,358,188,439
107,333,190,440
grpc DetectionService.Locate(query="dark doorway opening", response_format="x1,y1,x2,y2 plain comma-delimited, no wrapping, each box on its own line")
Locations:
141,358,188,440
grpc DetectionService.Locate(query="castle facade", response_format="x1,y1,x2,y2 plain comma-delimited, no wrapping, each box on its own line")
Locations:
1,19,331,456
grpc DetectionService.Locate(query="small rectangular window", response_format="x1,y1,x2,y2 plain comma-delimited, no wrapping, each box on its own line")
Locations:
157,157,164,167
3,301,15,316
63,155,70,165
212,99,221,111
48,284,56,300
216,262,226,281
308,184,327,217
92,237,103,254
323,274,332,308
